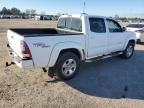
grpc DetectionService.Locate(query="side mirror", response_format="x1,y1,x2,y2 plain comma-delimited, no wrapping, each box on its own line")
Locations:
122,27,126,32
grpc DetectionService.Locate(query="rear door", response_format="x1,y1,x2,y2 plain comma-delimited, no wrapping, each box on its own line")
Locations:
87,17,108,58
106,19,126,53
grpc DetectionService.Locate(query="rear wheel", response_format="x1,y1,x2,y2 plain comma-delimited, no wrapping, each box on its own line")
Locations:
52,52,80,80
121,42,135,59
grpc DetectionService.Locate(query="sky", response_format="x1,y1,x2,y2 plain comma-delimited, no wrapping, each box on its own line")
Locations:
0,0,144,18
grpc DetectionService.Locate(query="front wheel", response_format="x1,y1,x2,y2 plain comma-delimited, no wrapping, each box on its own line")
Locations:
120,42,135,59
54,52,80,80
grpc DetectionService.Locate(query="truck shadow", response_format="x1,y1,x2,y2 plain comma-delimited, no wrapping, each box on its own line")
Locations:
66,50,144,99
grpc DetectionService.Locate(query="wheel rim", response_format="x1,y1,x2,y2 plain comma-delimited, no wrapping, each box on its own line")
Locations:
62,59,77,77
126,45,133,57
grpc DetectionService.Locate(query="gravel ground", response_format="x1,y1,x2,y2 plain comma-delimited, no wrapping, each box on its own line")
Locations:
0,19,144,108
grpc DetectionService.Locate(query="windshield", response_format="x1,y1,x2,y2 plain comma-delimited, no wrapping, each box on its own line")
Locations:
57,17,82,32
127,24,144,28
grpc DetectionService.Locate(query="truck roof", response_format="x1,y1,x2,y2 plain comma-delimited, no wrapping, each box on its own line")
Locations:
60,13,111,19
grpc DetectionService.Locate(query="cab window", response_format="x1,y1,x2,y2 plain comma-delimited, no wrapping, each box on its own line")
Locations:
57,18,82,32
66,18,71,29
71,18,82,32
57,18,66,28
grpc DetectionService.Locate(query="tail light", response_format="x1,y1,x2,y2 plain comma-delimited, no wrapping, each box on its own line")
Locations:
135,30,144,33
20,40,31,58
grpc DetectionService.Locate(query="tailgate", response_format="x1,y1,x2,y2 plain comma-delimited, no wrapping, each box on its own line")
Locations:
7,29,24,58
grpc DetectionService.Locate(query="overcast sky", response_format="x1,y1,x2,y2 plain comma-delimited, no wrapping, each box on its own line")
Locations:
0,0,144,18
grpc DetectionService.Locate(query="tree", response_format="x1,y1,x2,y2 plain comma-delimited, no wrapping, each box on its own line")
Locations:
25,9,31,15
0,7,21,15
114,14,120,19
30,9,36,16
25,9,36,18
1,7,9,15
57,13,63,17
11,7,20,15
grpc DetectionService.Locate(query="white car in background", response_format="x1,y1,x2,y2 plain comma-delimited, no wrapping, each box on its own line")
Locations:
126,23,144,43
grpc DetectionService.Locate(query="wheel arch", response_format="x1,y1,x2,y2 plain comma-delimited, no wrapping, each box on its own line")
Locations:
129,39,135,45
123,38,136,50
59,48,82,59
48,42,85,67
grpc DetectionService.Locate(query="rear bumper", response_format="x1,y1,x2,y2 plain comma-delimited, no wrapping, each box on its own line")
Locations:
7,44,34,69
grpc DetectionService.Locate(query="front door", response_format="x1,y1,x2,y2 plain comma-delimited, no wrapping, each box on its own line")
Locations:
106,19,126,53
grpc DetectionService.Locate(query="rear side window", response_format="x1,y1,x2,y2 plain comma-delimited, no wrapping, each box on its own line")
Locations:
89,18,106,33
57,18,66,28
71,18,82,32
57,17,82,32
66,18,71,29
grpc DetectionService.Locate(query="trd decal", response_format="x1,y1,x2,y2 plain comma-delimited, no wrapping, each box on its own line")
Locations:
33,43,50,48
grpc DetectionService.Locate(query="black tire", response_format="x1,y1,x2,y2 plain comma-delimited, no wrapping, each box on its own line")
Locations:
120,42,135,59
54,52,80,80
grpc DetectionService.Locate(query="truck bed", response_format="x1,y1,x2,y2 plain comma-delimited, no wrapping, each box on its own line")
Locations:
10,28,82,37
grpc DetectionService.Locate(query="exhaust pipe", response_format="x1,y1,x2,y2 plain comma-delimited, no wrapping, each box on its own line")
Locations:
5,62,15,67
42,68,47,72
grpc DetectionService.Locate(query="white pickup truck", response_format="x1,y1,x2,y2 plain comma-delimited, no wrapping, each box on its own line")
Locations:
7,14,136,80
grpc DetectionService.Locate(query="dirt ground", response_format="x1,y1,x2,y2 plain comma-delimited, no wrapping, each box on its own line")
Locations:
0,19,144,108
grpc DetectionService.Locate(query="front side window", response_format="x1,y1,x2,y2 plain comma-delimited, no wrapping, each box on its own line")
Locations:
107,19,122,32
89,18,106,33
